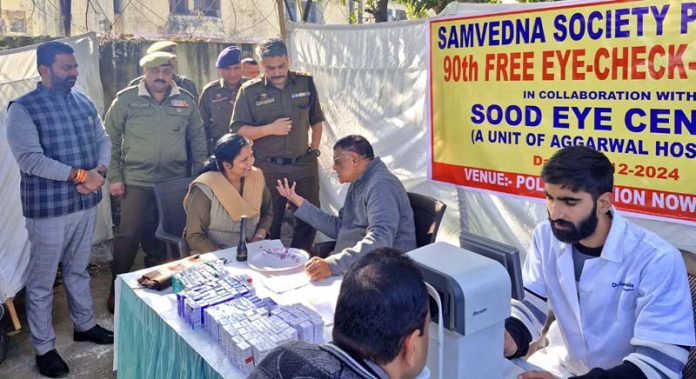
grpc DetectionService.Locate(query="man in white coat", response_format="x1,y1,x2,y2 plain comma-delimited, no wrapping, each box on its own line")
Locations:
504,146,694,379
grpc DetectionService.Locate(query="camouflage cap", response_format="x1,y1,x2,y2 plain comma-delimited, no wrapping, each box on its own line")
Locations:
146,40,177,54
139,51,176,68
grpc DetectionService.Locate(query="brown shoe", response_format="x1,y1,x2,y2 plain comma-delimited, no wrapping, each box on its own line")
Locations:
106,291,115,314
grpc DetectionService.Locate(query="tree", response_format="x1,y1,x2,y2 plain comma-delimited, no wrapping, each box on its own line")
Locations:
398,0,493,18
363,0,495,22
365,0,390,22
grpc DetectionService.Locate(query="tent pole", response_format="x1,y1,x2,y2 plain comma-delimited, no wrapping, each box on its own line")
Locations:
4,298,21,336
276,0,287,41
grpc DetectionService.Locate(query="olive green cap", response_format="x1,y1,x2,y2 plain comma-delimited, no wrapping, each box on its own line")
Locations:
139,51,176,68
146,40,177,54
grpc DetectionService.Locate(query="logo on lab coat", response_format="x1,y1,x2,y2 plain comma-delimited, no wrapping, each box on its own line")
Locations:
611,281,635,291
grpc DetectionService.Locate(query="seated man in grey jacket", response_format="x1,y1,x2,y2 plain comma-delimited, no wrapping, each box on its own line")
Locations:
250,248,430,379
276,135,416,280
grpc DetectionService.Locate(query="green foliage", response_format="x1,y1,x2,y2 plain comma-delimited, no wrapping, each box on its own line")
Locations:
396,0,495,19
361,0,564,21
403,2,429,19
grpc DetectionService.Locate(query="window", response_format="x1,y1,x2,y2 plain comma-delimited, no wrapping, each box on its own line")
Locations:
170,0,189,15
301,1,320,23
113,0,123,14
387,8,407,22
194,0,221,17
287,1,322,23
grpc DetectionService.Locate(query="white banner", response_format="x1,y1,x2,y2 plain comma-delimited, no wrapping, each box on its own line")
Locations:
0,32,112,300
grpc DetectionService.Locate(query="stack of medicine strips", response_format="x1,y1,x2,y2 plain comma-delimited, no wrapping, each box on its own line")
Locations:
173,258,324,373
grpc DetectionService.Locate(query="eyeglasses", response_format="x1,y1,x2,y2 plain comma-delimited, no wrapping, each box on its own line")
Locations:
332,154,355,166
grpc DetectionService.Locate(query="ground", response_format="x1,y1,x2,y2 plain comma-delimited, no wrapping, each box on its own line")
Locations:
0,244,127,379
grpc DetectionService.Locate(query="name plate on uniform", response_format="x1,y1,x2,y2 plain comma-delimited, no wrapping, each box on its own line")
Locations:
170,100,189,108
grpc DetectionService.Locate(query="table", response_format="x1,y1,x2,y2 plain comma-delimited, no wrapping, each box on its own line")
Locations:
113,248,536,378
113,248,342,378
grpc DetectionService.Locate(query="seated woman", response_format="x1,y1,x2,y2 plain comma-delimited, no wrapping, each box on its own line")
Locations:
184,134,272,253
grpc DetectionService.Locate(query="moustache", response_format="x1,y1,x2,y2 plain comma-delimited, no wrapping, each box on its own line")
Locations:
551,219,573,228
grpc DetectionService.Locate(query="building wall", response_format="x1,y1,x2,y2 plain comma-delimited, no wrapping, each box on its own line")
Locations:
0,0,60,36
72,0,116,36
75,0,285,43
320,0,350,24
6,1,412,40
99,39,255,111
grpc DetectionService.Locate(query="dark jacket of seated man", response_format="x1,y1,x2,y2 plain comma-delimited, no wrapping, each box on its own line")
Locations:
250,248,430,379
276,135,416,280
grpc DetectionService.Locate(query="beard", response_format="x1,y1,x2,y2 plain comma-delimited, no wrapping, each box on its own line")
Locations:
51,72,77,92
549,202,598,244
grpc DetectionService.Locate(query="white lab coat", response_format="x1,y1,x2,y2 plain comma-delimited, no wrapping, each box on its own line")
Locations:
524,209,695,376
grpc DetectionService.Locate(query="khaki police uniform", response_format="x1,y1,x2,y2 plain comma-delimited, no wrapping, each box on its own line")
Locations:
199,78,244,154
130,73,199,101
231,71,325,252
105,80,207,276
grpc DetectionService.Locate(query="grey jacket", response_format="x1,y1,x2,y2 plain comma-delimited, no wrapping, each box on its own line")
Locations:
250,341,388,379
294,157,416,274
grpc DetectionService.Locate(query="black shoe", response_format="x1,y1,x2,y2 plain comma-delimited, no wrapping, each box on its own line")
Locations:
73,324,114,345
36,349,69,378
0,331,6,366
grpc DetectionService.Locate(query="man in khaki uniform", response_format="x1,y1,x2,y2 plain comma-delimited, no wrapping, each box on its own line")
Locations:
231,38,324,252
105,52,207,312
199,46,244,154
129,40,199,100
241,57,261,79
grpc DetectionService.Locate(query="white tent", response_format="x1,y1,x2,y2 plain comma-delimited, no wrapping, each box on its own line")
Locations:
285,1,696,257
0,32,112,301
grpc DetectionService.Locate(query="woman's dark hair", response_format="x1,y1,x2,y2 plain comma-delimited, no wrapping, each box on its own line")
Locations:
199,133,252,175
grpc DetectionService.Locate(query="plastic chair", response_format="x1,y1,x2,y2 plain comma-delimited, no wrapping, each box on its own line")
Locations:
407,191,447,248
153,177,193,260
311,191,447,257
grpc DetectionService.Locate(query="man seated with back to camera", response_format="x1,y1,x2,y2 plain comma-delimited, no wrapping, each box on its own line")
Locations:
250,247,430,379
276,135,416,280
504,146,695,379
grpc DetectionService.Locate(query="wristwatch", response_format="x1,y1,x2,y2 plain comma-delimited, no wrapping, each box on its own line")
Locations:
307,148,321,157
